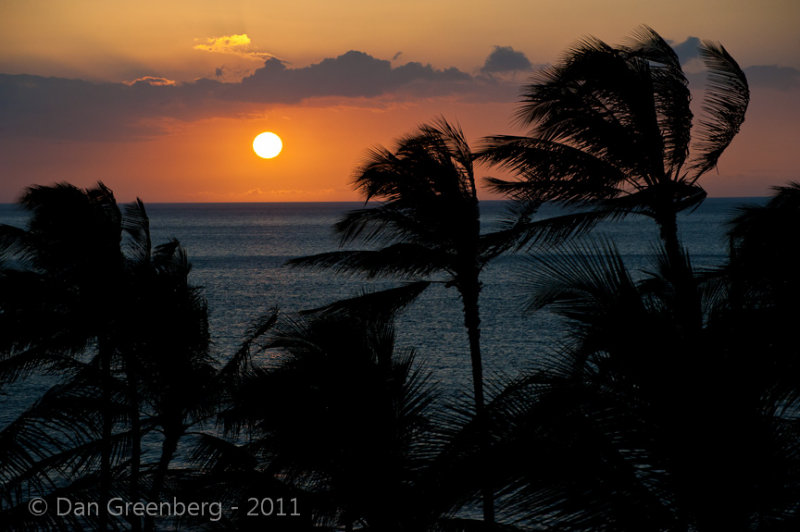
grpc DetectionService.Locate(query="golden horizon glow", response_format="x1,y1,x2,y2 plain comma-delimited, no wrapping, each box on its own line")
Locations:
253,132,283,159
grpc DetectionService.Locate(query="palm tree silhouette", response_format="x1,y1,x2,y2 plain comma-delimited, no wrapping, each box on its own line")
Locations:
477,233,800,529
480,26,749,270
205,289,439,531
723,183,800,410
0,182,124,529
0,184,214,531
287,119,527,523
115,199,216,531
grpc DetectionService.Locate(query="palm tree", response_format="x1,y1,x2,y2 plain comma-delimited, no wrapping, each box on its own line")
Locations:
722,183,800,407
202,287,439,531
0,182,124,529
114,199,216,531
480,238,800,530
480,26,749,272
0,184,214,531
287,119,528,523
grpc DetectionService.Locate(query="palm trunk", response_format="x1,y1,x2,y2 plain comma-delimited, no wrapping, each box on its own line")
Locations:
98,339,113,532
460,277,495,525
656,209,682,271
127,367,142,532
655,208,702,330
145,426,181,532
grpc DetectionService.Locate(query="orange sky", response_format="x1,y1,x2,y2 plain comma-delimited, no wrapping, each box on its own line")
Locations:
1,0,798,202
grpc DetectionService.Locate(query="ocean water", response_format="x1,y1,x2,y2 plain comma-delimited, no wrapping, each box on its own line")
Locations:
0,198,762,425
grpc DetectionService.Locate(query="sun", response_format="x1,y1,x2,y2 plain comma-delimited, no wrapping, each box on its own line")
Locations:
253,132,283,159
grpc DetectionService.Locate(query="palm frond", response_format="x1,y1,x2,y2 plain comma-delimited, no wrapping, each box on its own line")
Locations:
286,244,451,279
516,36,668,182
688,41,749,180
334,202,453,247
300,281,431,319
122,198,152,264
524,239,637,318
479,135,628,203
622,25,693,179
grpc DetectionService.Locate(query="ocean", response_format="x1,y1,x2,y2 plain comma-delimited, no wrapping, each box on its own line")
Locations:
0,198,762,425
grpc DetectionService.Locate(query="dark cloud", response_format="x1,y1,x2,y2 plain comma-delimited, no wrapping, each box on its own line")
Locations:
684,63,800,92
0,74,188,140
670,36,702,65
745,65,800,90
0,50,498,141
480,46,532,74
235,51,470,101
3,44,798,143
669,38,799,91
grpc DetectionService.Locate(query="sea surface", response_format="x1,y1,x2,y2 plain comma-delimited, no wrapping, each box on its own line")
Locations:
0,198,764,426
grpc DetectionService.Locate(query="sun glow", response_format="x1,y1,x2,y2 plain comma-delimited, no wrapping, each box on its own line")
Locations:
253,132,283,159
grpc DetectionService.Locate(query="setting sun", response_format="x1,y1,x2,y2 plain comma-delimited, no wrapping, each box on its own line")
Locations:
253,132,283,159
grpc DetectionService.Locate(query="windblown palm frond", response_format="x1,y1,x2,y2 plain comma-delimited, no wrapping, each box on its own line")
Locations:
300,281,431,319
287,244,452,278
121,198,152,264
479,26,748,267
688,42,750,180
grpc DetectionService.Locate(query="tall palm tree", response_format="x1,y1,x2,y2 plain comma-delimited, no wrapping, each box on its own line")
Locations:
481,238,800,530
480,26,749,271
115,199,216,531
287,119,527,523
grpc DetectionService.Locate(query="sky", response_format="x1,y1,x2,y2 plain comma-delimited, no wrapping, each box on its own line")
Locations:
1,0,798,202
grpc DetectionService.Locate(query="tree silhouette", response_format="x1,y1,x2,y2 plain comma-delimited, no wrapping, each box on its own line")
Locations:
201,287,439,531
478,232,800,530
479,26,749,271
287,119,529,523
115,199,216,531
0,182,125,529
0,184,213,531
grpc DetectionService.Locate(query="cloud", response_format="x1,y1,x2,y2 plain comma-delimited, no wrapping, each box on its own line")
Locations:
0,48,527,141
745,65,800,90
669,38,799,90
480,46,532,74
0,74,189,140
670,36,702,65
236,51,471,101
3,43,797,146
193,33,275,63
684,63,800,92
193,34,252,54
124,76,177,87
481,46,533,75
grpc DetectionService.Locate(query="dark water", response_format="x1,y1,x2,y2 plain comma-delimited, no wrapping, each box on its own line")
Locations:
0,198,763,425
